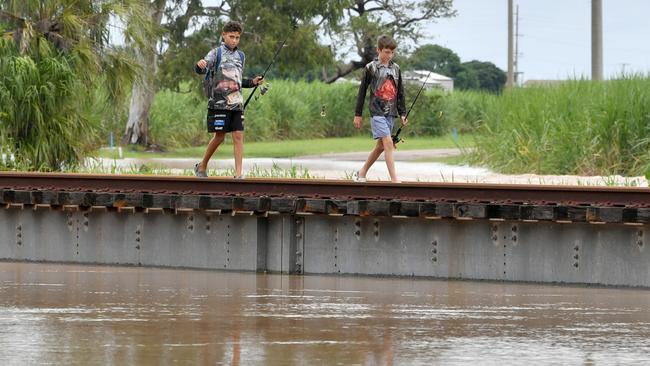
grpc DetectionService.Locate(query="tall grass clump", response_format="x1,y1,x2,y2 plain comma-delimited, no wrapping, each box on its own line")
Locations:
472,77,650,176
238,80,360,141
0,40,93,170
403,88,494,138
147,80,360,146
149,80,486,147
148,89,207,147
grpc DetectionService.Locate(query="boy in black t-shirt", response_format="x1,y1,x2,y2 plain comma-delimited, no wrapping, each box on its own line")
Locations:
352,35,408,183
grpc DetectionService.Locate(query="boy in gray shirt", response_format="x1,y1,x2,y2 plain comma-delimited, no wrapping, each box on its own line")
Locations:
194,21,263,178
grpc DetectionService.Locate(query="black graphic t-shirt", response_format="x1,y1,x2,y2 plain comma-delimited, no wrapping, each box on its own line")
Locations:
355,59,406,118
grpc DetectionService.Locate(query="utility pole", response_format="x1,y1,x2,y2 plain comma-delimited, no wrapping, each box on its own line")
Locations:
507,0,514,88
591,0,603,80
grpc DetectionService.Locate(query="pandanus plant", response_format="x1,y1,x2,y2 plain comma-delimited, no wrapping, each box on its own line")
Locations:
0,0,155,170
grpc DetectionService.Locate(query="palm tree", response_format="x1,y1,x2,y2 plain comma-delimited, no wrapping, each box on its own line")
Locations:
0,0,156,170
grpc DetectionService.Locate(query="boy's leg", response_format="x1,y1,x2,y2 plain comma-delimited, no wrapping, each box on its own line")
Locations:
198,132,226,172
232,131,244,177
358,116,398,181
380,135,399,182
358,139,384,178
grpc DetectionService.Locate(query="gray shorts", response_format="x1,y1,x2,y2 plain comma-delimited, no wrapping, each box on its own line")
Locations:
370,116,394,139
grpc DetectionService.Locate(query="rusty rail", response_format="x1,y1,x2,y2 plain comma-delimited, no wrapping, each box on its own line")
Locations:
0,172,649,207
2,172,650,223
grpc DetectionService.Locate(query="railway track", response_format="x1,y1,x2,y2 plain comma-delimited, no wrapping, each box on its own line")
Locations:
1,172,649,223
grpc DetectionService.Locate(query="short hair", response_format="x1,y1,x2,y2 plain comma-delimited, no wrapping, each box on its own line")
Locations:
223,21,243,34
377,35,397,50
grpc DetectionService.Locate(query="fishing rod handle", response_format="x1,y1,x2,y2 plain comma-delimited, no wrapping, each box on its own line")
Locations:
243,85,259,109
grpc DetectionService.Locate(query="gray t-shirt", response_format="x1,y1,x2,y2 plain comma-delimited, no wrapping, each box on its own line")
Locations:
204,44,245,110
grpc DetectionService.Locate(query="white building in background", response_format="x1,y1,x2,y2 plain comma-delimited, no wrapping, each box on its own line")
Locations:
402,70,454,92
333,77,361,85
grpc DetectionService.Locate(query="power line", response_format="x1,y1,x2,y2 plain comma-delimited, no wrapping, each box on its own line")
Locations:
507,0,514,88
514,4,523,85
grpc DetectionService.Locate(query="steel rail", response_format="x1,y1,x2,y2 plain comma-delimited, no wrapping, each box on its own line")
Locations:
1,172,649,207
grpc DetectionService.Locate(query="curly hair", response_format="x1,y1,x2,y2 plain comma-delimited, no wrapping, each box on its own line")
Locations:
222,21,243,34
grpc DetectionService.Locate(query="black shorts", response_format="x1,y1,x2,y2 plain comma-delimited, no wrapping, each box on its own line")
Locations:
206,109,244,133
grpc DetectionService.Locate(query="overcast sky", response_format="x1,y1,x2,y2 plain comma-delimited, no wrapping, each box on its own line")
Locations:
423,0,650,81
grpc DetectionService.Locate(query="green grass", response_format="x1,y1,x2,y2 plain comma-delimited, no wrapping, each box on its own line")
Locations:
137,80,486,149
472,77,650,176
94,133,473,160
80,160,317,178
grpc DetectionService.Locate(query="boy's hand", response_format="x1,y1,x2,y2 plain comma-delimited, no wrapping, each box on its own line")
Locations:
253,76,264,86
353,116,362,129
197,59,207,69
400,116,408,126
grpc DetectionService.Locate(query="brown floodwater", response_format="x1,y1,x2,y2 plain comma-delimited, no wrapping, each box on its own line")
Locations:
1,262,650,365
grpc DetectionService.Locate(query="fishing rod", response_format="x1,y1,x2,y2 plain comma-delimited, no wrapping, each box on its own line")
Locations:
243,35,289,109
392,71,432,144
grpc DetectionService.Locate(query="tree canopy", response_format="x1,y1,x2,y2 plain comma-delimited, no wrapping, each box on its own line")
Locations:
402,43,507,93
408,44,461,76
458,60,507,93
158,0,343,92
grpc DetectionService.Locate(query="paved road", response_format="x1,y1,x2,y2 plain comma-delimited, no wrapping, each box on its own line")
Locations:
297,148,466,161
90,148,648,186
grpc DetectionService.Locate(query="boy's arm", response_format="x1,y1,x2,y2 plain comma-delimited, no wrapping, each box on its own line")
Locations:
194,62,206,74
195,49,216,74
242,76,264,88
397,69,407,117
354,66,371,117
242,78,254,88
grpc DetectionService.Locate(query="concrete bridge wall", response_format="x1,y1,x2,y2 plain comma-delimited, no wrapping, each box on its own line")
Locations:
1,207,647,287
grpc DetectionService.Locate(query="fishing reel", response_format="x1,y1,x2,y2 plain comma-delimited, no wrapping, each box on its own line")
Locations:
391,127,404,145
254,83,271,101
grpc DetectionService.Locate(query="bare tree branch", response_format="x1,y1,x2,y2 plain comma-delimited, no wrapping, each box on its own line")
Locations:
323,60,367,83
324,0,454,83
